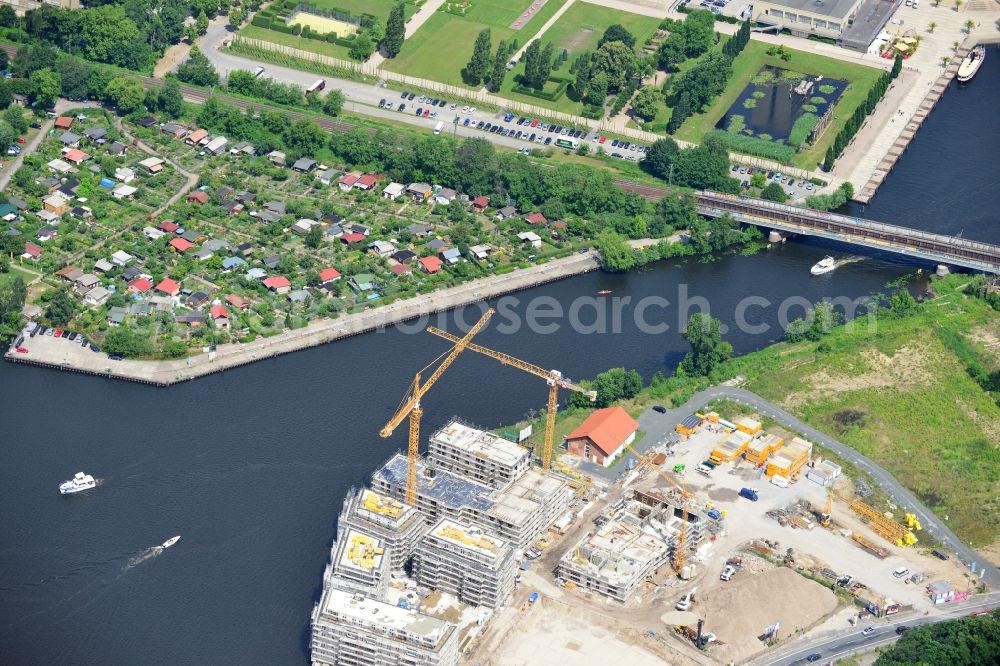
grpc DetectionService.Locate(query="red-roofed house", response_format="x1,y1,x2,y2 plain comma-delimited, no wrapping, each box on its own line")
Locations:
187,191,209,205
472,195,490,212
54,116,74,130
158,220,179,233
319,268,341,285
338,172,360,191
156,278,181,297
186,129,209,145
210,305,229,329
263,276,291,294
525,212,548,225
418,256,442,274
64,149,89,164
355,174,377,190
565,406,639,467
22,242,42,260
169,237,195,253
390,262,412,276
226,294,248,311
340,232,365,245
129,277,152,294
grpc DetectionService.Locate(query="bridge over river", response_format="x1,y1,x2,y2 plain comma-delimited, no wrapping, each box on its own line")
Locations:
616,181,1000,274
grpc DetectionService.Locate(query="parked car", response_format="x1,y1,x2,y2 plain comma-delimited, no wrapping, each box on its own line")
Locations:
398,103,406,112
407,93,415,100
253,66,265,77
806,656,821,663
652,405,667,413
378,98,385,108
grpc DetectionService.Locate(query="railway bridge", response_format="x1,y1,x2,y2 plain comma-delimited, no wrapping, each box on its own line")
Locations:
615,178,1000,274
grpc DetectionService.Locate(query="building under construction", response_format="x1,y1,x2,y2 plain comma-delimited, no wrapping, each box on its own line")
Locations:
427,420,530,489
556,489,706,602
335,488,428,576
311,588,460,666
327,528,392,599
371,453,571,552
412,518,516,610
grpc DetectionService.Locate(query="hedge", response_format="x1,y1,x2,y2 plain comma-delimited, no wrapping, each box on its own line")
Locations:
676,3,741,23
511,76,570,102
705,129,797,162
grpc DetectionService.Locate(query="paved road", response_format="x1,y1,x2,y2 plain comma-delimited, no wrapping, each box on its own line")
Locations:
610,385,1000,591
756,591,1000,666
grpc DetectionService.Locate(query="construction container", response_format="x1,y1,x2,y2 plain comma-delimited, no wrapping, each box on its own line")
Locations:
675,414,704,436
806,460,842,486
703,411,719,424
710,430,751,464
765,438,811,479
735,416,762,436
745,433,784,466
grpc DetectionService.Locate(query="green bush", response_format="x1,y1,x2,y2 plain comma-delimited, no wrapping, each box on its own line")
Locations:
802,103,817,112
705,129,796,162
788,112,819,148
511,76,570,102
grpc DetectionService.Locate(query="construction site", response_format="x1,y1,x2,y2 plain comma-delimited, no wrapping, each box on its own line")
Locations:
310,309,977,666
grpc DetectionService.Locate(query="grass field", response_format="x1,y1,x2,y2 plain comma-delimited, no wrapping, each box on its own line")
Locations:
496,3,661,114
674,41,883,169
383,0,569,87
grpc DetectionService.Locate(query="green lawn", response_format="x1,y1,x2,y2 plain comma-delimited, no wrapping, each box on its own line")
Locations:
0,265,35,290
496,2,662,114
674,41,883,169
383,0,569,87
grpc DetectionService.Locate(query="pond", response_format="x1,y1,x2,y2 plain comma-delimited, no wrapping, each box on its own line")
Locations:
716,66,847,148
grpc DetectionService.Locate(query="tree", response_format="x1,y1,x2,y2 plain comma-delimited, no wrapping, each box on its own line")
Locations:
196,10,209,35
56,56,91,101
453,137,496,195
465,29,492,86
0,5,16,30
873,610,1000,666
45,288,76,325
103,325,153,358
965,18,976,33
823,146,835,171
177,46,219,86
488,41,510,92
591,41,636,92
891,53,903,79
590,367,644,407
0,80,11,110
681,313,732,376
384,2,406,58
750,171,766,188
598,24,635,49
760,181,788,202
228,4,247,28
0,275,26,341
321,88,345,117
522,39,541,89
539,42,555,86
159,77,184,118
104,77,145,114
594,229,635,272
4,105,27,135
29,68,61,109
953,0,962,10
666,90,690,134
284,119,326,157
928,21,937,32
588,71,609,104
641,138,679,181
349,33,375,61
630,86,660,121
305,224,323,248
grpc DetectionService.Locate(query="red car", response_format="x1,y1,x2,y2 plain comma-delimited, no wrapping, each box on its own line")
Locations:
16,347,28,353
17,137,25,143
54,329,63,337
422,109,430,117
598,136,607,144
530,118,539,127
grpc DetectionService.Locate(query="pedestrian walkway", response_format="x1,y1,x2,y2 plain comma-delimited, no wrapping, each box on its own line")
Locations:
510,0,578,62
368,0,448,68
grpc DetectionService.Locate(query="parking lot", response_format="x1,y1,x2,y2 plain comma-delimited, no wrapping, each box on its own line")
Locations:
729,163,819,200
688,0,754,20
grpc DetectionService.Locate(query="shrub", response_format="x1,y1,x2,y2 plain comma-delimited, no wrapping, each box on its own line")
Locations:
705,129,796,162
788,112,819,148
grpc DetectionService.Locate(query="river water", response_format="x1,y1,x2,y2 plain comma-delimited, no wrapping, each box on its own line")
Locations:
2,49,998,665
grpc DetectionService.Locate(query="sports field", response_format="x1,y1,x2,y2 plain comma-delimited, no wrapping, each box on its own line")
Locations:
497,3,662,113
383,0,570,86
286,11,358,37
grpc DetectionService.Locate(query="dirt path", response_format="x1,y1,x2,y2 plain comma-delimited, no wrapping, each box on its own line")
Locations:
154,42,192,78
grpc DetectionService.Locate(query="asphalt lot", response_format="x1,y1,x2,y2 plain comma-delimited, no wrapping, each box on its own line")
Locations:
729,163,819,200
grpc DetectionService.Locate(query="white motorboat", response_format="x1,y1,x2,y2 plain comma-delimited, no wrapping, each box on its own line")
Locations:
957,46,985,84
161,536,181,549
810,256,837,275
59,472,97,495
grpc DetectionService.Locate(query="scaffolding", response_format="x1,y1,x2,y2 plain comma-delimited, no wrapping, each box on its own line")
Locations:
850,499,917,546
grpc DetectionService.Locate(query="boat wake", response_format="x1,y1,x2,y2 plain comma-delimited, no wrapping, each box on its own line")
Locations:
125,545,165,568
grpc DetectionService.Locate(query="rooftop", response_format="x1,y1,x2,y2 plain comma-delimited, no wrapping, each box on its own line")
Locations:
431,421,529,467
761,0,860,19
489,469,567,526
338,529,385,571
429,518,505,557
564,517,669,585
321,588,451,643
374,454,496,514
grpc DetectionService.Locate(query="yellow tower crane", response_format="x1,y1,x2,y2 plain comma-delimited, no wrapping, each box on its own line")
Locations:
380,309,495,505
625,442,694,575
426,327,596,471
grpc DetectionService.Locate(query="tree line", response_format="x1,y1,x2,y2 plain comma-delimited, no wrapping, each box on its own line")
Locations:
823,54,902,171
571,25,642,107
463,28,517,92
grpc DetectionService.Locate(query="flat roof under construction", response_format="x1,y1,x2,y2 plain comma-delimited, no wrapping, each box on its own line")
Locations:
374,454,496,513
430,518,505,557
490,469,566,526
338,529,385,571
432,421,528,467
565,519,668,585
359,489,409,520
322,588,451,643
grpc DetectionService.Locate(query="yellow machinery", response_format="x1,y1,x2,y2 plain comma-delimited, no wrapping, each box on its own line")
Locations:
850,499,917,546
381,309,495,505
820,493,832,527
625,442,694,575
426,327,596,471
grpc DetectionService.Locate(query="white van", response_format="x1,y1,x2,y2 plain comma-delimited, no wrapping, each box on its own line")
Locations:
433,120,445,135
892,567,910,578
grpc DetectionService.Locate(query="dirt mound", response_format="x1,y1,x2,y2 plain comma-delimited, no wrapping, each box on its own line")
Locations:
693,567,837,663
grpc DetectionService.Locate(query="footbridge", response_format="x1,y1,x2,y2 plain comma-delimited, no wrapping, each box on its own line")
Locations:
695,192,1000,274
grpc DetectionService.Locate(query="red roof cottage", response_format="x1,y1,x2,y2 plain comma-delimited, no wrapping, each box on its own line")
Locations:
319,268,342,285
210,305,229,329
169,237,195,253
263,276,291,294
226,294,248,311
472,195,490,212
565,406,639,468
155,278,181,297
418,256,442,274
54,116,74,130
158,220,180,233
525,212,548,225
187,191,209,205
129,277,152,294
